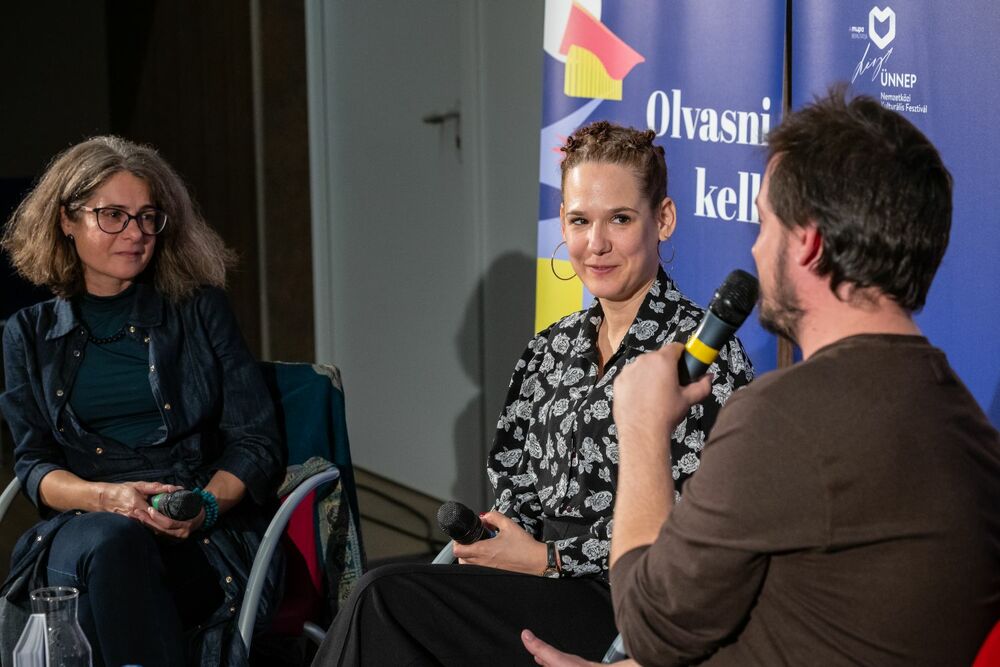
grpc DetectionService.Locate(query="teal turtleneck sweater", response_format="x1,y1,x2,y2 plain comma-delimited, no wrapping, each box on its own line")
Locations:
68,284,165,447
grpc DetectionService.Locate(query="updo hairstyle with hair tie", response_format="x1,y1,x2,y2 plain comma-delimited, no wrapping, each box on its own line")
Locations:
560,120,668,210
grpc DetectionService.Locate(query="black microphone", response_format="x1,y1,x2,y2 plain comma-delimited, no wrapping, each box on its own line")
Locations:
678,269,759,386
149,489,204,521
436,501,496,544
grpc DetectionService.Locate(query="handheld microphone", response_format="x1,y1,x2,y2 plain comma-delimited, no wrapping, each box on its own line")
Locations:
436,501,496,544
149,489,204,521
679,269,759,386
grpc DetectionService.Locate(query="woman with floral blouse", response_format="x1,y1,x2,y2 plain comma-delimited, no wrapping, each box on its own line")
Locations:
311,121,754,666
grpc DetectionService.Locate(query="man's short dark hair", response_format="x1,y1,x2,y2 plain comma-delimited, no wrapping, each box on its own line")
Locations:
766,85,952,312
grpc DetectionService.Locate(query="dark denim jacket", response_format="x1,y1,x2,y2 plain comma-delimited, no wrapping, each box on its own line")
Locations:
0,284,285,666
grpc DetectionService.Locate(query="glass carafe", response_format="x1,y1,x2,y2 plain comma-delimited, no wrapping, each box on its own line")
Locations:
29,587,92,667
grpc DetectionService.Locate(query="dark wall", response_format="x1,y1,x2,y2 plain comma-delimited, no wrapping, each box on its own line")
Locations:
0,4,112,178
0,2,112,319
0,179,51,320
258,0,315,362
105,1,262,353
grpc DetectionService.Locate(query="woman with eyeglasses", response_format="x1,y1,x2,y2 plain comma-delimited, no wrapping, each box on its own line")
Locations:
0,136,284,667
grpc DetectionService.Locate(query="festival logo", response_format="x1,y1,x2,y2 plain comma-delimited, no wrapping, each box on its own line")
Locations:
545,1,645,101
868,6,895,49
850,5,927,115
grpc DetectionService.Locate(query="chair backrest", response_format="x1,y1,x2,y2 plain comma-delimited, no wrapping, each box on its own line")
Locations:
255,361,366,636
258,361,361,535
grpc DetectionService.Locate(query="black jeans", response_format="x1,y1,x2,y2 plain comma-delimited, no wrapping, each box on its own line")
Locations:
44,512,222,667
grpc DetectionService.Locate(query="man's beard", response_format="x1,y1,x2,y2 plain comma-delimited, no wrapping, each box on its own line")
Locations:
758,247,804,344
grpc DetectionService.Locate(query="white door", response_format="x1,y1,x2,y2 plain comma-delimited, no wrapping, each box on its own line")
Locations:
306,0,542,507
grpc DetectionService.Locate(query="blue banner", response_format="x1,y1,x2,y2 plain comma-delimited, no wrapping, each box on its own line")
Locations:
537,0,786,372
791,0,1000,423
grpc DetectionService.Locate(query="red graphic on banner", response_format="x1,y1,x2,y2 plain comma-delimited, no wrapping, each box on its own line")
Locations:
558,3,644,100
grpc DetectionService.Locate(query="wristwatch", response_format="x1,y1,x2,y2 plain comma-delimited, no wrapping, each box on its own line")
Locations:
542,541,560,578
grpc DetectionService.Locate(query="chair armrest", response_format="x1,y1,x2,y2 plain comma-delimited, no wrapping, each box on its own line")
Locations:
0,477,22,524
602,634,626,662
431,541,454,564
238,468,341,651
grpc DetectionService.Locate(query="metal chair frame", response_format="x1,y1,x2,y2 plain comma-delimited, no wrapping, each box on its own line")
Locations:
238,468,339,650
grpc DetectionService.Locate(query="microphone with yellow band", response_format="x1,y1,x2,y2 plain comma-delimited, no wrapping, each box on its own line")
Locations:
678,270,759,386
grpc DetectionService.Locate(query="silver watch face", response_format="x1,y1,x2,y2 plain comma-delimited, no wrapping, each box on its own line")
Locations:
544,542,559,578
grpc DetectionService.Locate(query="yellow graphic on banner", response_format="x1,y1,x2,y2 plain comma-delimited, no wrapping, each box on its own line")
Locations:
535,258,583,333
556,2,645,101
564,45,623,101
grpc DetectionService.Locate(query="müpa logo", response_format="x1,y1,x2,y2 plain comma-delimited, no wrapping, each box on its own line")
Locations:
868,6,895,49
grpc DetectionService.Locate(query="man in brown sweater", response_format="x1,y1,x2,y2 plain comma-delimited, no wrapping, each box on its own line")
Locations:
523,89,1000,666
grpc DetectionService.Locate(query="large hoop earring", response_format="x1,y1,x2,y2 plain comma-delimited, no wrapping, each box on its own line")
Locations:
658,238,675,266
550,241,577,281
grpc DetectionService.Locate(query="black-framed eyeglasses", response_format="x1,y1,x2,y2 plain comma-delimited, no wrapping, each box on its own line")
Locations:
78,205,168,236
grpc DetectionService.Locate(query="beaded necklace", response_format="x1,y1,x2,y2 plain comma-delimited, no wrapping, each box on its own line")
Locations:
86,325,129,345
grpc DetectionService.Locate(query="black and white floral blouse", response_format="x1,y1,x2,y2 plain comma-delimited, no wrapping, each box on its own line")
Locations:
488,267,753,578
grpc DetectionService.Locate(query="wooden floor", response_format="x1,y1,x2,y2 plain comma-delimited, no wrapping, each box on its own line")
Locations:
355,466,448,567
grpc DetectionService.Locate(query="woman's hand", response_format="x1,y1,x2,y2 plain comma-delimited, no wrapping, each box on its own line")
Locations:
130,504,205,541
112,470,244,541
99,481,203,540
38,471,184,516
452,511,548,575
97,481,182,515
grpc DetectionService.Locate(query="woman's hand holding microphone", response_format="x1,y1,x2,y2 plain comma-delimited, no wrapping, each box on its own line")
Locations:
452,511,549,575
438,501,551,576
96,480,205,539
